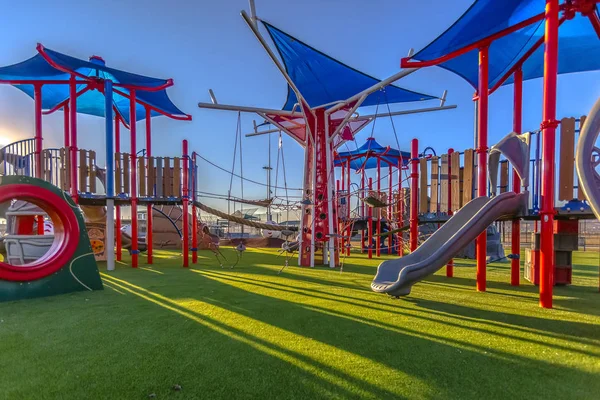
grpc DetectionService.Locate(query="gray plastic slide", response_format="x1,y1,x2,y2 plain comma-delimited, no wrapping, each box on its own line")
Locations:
371,191,528,297
576,96,600,221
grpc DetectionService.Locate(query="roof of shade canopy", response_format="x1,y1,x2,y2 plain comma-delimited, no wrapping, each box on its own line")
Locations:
262,22,439,111
0,45,190,123
335,137,410,170
405,0,600,90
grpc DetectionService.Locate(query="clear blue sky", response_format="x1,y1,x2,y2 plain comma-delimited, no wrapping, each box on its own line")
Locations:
0,0,598,209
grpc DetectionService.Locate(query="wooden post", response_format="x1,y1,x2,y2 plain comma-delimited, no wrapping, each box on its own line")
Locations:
88,150,96,193
430,156,439,213
419,158,428,214
173,157,181,197
79,149,86,192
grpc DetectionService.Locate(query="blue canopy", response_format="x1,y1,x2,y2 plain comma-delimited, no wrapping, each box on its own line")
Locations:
408,0,600,89
263,22,438,111
335,138,410,170
0,45,189,123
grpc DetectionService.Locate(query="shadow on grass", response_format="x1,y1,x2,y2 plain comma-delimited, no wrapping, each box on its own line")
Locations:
102,273,409,399
190,249,600,339
198,269,600,352
105,268,600,399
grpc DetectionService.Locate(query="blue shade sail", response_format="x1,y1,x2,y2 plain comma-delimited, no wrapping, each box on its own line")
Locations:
262,22,438,111
408,0,600,89
335,138,410,170
0,46,189,123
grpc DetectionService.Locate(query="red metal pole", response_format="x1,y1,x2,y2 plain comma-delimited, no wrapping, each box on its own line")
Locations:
62,103,70,229
192,204,198,263
410,139,419,252
368,177,373,258
182,140,190,267
398,158,403,257
115,118,122,261
376,157,381,257
33,84,43,179
588,12,600,39
340,165,345,253
145,108,153,265
33,83,44,233
346,158,351,256
341,161,345,192
388,165,393,254
337,179,343,252
447,148,455,277
69,75,78,202
360,170,365,253
540,0,559,309
511,67,523,286
130,90,138,268
192,153,198,264
476,46,490,292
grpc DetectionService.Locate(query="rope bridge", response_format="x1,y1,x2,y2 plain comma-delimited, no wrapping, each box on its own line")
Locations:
193,201,297,232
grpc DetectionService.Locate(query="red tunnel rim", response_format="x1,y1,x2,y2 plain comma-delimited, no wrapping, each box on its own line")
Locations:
0,184,80,281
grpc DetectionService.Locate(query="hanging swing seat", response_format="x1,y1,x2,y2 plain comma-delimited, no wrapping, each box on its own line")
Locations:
234,198,273,208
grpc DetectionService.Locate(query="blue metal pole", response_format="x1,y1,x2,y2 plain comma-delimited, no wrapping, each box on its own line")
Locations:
105,81,114,198
105,79,115,271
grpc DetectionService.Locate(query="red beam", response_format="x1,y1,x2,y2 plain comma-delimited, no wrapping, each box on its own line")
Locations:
37,44,90,81
42,86,91,115
114,79,174,93
490,16,567,94
112,88,192,121
588,13,600,38
401,11,548,69
0,79,87,85
37,43,176,93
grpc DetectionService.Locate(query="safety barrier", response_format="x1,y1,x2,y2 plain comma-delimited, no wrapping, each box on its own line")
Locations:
0,138,35,177
115,153,185,198
412,115,588,216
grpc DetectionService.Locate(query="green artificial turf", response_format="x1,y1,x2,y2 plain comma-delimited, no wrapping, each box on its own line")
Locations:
1,248,599,399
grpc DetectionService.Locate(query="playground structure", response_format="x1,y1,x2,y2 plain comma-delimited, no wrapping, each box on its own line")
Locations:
0,44,284,301
334,137,410,259
198,1,456,269
372,0,600,307
0,1,596,310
